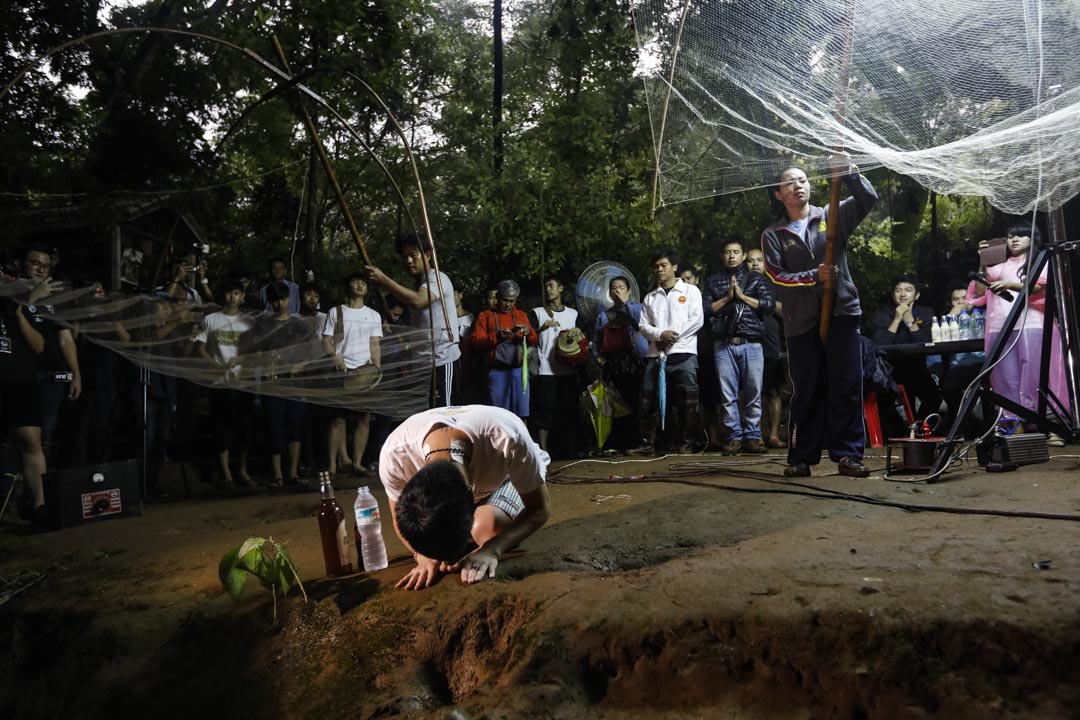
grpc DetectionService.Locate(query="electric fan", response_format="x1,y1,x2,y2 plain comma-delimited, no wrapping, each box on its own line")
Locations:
575,261,640,327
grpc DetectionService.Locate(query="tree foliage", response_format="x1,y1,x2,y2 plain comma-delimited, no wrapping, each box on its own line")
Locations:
1,0,1012,318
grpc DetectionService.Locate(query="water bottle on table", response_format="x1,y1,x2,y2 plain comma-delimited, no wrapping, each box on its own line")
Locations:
354,486,388,571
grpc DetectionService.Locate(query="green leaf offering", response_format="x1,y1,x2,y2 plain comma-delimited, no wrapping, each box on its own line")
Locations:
219,537,307,620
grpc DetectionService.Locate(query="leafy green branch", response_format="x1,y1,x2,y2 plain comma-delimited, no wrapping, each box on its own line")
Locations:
218,537,307,622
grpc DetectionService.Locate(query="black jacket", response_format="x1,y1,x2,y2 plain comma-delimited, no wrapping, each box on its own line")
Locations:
870,304,934,346
760,171,878,338
701,265,775,341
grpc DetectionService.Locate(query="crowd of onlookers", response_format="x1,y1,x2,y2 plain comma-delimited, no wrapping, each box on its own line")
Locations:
1,201,1070,526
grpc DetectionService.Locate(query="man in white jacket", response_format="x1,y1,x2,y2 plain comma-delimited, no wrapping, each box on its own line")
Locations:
630,248,704,455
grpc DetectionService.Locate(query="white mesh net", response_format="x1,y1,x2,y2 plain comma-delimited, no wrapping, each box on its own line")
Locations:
1,280,435,418
632,0,1080,213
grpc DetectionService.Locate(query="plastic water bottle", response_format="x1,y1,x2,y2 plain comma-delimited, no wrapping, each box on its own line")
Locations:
930,316,942,343
354,486,388,571
958,309,972,340
974,310,985,339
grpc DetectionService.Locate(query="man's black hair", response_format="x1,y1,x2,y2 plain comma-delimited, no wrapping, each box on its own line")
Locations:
609,275,631,290
300,281,321,295
394,233,432,256
1006,221,1041,245
650,248,680,267
395,461,474,562
893,275,920,292
721,239,747,253
219,276,245,295
680,264,699,278
265,281,291,303
267,257,287,270
344,271,368,288
543,273,564,287
21,245,52,262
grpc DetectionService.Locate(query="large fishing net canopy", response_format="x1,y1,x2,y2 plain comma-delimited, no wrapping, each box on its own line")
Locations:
632,0,1080,213
1,281,435,418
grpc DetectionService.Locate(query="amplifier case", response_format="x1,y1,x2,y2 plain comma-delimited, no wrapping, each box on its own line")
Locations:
976,433,1050,467
45,460,143,529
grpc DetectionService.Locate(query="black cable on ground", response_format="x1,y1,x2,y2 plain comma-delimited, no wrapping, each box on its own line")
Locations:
546,470,1080,523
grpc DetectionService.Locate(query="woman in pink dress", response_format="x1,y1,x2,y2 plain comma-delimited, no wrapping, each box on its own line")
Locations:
967,222,1068,444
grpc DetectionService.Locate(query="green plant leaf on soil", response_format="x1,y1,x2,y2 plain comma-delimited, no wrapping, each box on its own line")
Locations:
224,566,248,601
218,545,241,587
238,537,265,561
220,537,307,605
238,537,266,560
276,558,294,595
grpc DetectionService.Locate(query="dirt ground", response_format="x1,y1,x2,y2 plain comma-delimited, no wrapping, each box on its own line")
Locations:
3,446,1080,720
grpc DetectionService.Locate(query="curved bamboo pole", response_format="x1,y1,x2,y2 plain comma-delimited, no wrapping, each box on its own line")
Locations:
648,0,694,219
342,71,454,344
819,0,856,343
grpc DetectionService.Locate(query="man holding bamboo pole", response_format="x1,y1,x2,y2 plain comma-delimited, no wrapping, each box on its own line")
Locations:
760,156,876,478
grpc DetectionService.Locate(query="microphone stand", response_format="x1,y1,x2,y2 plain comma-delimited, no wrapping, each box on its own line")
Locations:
930,219,1079,478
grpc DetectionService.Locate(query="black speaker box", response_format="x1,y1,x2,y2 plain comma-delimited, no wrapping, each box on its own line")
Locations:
45,460,143,529
976,432,1050,471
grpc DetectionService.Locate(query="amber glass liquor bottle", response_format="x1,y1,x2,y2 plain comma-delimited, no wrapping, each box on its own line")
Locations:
317,472,354,576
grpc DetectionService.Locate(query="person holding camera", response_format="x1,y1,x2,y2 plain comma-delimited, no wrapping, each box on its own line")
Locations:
157,251,213,304
471,279,537,419
19,246,82,465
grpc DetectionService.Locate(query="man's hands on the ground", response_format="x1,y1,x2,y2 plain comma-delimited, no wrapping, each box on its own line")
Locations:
452,547,499,585
396,554,442,590
396,547,501,590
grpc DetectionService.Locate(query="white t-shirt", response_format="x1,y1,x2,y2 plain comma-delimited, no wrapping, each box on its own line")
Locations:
323,305,384,370
195,311,254,379
409,269,462,367
457,312,474,340
532,305,579,376
379,405,549,504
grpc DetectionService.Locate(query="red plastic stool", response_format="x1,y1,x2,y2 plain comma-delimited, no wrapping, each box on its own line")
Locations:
896,384,915,424
864,391,884,448
864,385,915,449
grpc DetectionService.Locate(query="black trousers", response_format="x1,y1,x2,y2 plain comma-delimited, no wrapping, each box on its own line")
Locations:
785,316,864,466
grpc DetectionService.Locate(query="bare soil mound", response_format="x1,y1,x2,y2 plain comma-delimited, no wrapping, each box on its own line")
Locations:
3,451,1079,719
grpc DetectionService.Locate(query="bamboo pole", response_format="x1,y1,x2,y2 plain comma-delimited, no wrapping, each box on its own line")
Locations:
819,0,856,343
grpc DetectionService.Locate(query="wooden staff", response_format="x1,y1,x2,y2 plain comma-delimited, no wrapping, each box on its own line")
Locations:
271,36,373,268
819,0,856,344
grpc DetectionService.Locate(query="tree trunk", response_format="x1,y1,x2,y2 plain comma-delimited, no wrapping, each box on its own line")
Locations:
493,0,504,176
303,138,320,270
